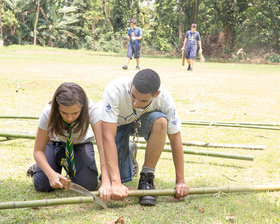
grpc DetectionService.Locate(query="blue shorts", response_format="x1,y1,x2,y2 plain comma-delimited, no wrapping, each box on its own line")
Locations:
115,111,167,183
185,47,197,59
127,44,140,59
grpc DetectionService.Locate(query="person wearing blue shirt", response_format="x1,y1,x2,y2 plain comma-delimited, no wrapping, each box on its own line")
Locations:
122,20,143,70
182,24,202,71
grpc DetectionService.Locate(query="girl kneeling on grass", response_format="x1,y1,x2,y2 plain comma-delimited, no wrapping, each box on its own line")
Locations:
28,82,110,201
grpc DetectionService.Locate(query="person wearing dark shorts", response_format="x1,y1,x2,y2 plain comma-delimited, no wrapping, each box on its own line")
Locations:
122,19,142,70
27,82,110,202
182,23,202,71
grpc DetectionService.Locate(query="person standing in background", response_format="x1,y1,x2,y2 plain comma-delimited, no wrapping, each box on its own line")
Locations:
182,23,202,71
122,19,142,70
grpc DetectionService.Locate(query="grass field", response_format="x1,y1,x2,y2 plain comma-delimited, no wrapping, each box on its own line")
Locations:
0,45,280,223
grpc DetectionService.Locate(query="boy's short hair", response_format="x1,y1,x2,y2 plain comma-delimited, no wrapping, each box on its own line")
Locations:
132,69,160,95
130,19,137,24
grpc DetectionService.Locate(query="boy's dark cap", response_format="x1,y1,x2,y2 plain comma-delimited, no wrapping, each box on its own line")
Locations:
130,19,137,24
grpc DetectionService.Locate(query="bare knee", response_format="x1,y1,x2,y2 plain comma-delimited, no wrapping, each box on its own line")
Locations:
152,117,167,133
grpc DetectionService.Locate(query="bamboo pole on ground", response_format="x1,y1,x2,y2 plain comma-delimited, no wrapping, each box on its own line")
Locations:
0,131,254,161
1,116,280,129
0,130,36,139
0,115,39,119
137,144,254,161
181,121,280,131
136,139,265,150
182,120,280,127
1,185,280,210
0,130,265,150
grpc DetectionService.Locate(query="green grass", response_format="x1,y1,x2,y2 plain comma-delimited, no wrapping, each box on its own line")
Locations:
0,45,280,223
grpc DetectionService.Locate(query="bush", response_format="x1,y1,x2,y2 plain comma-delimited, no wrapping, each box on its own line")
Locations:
265,54,280,63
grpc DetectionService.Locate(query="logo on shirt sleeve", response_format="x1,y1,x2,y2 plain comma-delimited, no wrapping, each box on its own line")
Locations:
105,104,112,113
171,109,178,125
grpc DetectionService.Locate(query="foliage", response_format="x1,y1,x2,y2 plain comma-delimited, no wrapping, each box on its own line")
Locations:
236,0,280,53
0,0,279,57
1,7,19,44
266,53,280,63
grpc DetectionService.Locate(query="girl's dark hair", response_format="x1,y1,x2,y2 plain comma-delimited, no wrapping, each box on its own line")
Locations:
132,69,161,95
48,82,89,140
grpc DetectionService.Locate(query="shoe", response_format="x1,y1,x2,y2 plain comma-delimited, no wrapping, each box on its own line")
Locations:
129,141,139,177
138,172,157,206
189,66,193,71
26,163,37,177
122,65,128,70
187,65,190,70
135,65,140,70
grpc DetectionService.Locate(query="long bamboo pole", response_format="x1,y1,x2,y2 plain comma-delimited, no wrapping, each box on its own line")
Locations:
136,139,265,150
181,121,280,131
1,116,280,129
137,144,254,161
0,130,36,139
0,131,254,161
0,115,39,119
182,120,280,127
1,185,280,210
0,130,264,150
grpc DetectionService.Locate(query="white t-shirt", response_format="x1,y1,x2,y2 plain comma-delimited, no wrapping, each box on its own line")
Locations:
101,77,181,134
38,100,100,144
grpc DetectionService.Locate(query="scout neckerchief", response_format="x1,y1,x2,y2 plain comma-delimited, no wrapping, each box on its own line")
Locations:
63,120,76,177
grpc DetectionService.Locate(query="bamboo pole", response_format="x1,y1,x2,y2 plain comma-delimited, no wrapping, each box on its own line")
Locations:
1,185,280,210
182,120,280,127
1,116,279,128
0,131,254,161
136,139,265,150
0,130,36,139
137,144,254,161
0,115,39,119
181,121,280,131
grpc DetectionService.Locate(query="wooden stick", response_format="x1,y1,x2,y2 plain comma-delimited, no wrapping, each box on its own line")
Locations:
16,79,20,92
182,49,185,66
1,185,280,209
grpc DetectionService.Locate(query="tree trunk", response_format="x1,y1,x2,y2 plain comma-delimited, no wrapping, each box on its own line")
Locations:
190,0,200,24
178,0,184,51
33,0,40,45
102,0,112,29
92,22,95,50
0,0,3,41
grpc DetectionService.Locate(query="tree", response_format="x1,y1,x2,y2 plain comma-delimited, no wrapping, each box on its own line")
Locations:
0,0,2,41
33,0,40,45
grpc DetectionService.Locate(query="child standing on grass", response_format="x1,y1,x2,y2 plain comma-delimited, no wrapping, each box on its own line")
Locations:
27,82,110,202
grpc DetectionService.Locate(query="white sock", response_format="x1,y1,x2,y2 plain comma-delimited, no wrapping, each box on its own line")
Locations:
141,165,155,174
